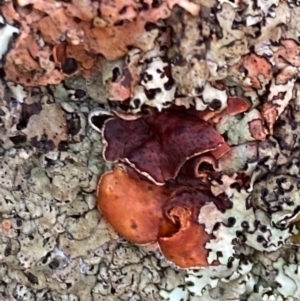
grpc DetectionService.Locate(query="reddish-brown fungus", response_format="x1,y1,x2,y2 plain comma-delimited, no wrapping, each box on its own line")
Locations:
227,96,250,116
158,189,227,268
102,109,225,184
147,110,225,180
97,165,173,244
97,166,230,268
210,141,231,159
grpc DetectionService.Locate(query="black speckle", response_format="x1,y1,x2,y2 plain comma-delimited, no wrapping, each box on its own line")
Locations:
145,22,157,31
132,98,141,108
209,99,222,111
49,258,60,269
24,272,39,285
152,0,160,8
9,135,27,145
144,88,161,100
164,77,175,91
142,72,153,82
74,89,86,99
261,188,269,198
227,217,236,227
213,222,220,231
119,6,127,14
73,17,81,23
140,1,149,10
227,258,234,269
194,53,205,60
30,136,55,152
260,225,267,233
4,243,11,257
89,114,111,132
257,235,265,243
112,67,121,82
16,218,22,227
58,140,69,151
241,221,249,229
62,58,78,75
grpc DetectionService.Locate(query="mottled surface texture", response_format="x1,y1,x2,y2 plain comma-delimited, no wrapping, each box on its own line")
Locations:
2,0,300,300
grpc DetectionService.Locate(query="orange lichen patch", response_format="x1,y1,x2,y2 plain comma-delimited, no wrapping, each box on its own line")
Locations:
19,0,62,14
54,41,94,72
261,103,278,135
273,39,300,69
66,44,96,71
2,4,62,85
4,59,62,87
4,22,65,86
99,0,139,25
232,54,273,89
85,25,125,60
166,0,200,16
107,63,139,101
275,65,298,85
97,166,173,244
4,1,43,24
83,5,170,60
2,219,12,230
4,2,96,85
24,8,45,23
3,0,176,84
242,54,273,89
248,118,268,140
158,190,213,268
34,1,171,61
53,43,67,68
34,8,81,45
106,66,135,101
63,0,98,21
107,82,131,101
227,96,250,116
2,2,22,23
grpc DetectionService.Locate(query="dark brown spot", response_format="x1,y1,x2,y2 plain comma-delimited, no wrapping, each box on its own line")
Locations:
131,220,138,229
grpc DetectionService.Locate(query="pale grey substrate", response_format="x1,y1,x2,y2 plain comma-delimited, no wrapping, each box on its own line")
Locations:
1,72,300,301
0,76,189,301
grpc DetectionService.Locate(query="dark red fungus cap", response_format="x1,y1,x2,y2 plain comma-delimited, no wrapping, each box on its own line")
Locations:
102,109,225,184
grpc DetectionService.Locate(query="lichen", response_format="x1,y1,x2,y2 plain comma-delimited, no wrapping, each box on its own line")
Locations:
3,0,300,300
